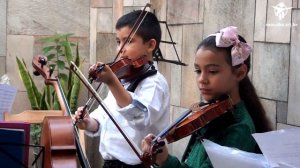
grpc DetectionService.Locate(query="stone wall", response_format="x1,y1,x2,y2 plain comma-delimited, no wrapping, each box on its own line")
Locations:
1,0,300,166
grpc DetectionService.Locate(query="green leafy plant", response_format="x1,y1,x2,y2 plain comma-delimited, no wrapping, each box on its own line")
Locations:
39,33,81,112
16,33,82,145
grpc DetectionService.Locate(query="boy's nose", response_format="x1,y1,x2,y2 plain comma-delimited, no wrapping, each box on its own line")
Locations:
119,50,127,58
117,46,126,58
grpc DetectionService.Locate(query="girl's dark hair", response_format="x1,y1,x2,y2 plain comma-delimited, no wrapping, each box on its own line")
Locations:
196,35,272,133
116,10,161,51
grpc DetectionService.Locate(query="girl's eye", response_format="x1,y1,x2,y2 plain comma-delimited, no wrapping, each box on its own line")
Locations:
194,69,201,74
116,40,121,45
209,70,219,74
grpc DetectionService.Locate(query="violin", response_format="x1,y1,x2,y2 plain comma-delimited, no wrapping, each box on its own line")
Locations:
156,95,233,143
165,96,233,143
141,96,233,166
88,55,149,81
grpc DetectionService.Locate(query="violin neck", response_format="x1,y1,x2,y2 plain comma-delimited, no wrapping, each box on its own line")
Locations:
154,108,193,143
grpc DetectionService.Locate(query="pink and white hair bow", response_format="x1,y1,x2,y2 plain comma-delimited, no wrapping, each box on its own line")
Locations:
215,26,252,66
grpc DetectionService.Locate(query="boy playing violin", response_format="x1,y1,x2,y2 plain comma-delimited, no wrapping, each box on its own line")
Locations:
141,26,272,167
74,10,170,168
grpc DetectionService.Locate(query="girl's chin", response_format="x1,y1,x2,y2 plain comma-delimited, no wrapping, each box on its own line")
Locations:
201,94,224,102
201,95,214,102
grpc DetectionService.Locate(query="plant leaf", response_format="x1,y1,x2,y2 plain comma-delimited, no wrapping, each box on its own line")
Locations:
40,34,60,43
40,88,50,110
75,43,80,66
56,60,65,70
63,37,74,65
16,57,40,110
59,73,69,83
47,53,56,61
45,85,52,108
42,46,55,54
29,73,42,106
52,91,61,110
69,73,81,113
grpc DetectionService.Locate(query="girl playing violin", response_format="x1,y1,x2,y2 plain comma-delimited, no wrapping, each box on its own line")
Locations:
142,26,272,167
74,10,170,168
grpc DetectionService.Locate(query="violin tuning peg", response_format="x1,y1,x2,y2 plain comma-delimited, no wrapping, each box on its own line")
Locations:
33,70,40,76
49,66,54,77
38,55,47,65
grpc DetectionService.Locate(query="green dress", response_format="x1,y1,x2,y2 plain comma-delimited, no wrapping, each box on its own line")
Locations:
158,101,257,168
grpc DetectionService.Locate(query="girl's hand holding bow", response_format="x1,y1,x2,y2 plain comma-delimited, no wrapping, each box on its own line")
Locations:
141,134,169,166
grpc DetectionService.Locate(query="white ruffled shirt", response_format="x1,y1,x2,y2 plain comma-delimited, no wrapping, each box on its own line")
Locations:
86,71,170,165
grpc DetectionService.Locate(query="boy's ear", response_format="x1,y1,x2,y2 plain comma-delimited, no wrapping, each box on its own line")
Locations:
235,64,248,81
147,39,157,53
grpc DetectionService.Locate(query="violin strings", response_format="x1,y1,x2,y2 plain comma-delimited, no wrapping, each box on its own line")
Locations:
87,83,106,111
74,80,103,125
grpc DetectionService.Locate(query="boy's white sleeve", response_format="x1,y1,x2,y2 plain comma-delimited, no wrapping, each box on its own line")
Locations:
84,107,102,137
117,74,170,130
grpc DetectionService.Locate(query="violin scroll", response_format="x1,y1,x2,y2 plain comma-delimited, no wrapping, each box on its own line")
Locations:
32,55,56,85
32,55,47,76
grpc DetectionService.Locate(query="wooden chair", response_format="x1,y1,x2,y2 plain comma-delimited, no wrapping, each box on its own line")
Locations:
4,110,64,124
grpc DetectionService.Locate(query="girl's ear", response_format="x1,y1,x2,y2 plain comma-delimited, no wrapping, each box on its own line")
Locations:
147,39,157,53
235,64,248,81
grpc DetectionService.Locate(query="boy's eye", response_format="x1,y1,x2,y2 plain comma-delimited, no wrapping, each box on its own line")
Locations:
116,40,120,45
127,39,133,44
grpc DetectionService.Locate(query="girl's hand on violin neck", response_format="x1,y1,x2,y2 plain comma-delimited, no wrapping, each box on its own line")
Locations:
142,134,169,166
89,62,116,85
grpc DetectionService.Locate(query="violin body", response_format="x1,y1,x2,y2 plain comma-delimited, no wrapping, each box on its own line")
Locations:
89,55,149,80
166,98,233,143
110,57,147,79
41,116,77,168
